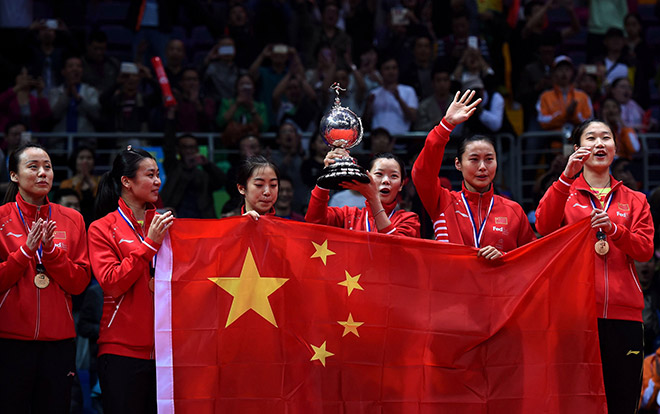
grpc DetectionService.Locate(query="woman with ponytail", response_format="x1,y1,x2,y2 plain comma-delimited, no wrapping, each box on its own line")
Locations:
87,147,174,414
0,143,90,412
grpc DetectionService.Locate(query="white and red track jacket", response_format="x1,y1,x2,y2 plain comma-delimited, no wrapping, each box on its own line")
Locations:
0,194,90,341
412,118,536,250
305,186,421,237
536,173,654,321
88,198,160,360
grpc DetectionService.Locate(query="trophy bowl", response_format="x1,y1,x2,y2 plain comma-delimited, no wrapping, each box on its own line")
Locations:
316,86,370,190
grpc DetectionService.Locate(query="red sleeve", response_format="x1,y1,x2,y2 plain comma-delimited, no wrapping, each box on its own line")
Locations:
41,210,90,295
515,205,536,247
379,211,420,238
535,173,575,236
0,242,36,292
304,186,347,227
607,193,655,262
411,118,454,219
88,219,161,298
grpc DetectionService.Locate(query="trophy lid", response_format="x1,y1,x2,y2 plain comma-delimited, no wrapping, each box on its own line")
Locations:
319,83,363,149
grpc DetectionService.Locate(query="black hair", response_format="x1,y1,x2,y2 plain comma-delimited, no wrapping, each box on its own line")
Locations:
67,146,95,173
369,152,407,181
88,28,108,44
3,120,28,136
3,143,49,205
94,147,155,219
569,119,615,147
236,155,280,189
364,127,394,152
176,133,198,145
456,135,496,160
53,187,80,204
611,76,630,90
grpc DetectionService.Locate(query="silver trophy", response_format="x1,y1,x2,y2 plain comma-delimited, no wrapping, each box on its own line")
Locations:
316,83,370,190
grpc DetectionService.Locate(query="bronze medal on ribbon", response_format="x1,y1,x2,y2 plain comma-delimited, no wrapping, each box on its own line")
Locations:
34,264,49,288
149,277,155,292
595,230,609,256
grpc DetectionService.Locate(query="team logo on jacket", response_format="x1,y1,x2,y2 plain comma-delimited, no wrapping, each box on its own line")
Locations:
118,238,135,244
5,232,23,238
618,203,630,211
494,217,507,225
54,231,66,239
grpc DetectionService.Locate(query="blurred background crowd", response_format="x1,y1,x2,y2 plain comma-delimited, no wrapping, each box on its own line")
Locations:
2,0,660,412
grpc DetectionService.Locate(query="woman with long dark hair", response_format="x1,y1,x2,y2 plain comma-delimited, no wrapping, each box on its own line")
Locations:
236,155,280,221
0,143,90,412
412,89,535,256
536,119,654,413
87,147,174,414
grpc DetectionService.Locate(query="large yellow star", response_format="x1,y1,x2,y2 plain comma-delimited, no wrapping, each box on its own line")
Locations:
338,271,363,296
209,247,288,328
310,240,335,265
310,341,334,367
338,313,364,337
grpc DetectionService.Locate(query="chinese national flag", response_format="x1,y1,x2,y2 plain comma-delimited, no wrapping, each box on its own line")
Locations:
154,217,607,413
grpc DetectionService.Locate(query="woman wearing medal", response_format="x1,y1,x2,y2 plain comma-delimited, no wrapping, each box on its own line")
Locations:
535,119,654,414
0,143,90,412
411,90,535,256
88,147,174,414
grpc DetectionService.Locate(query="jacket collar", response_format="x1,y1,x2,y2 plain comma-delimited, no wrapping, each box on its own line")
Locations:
15,192,50,221
241,205,276,216
574,173,622,194
461,181,494,204
118,197,157,237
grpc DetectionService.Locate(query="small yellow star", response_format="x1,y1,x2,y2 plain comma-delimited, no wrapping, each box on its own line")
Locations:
338,313,364,337
310,240,335,265
209,247,288,328
338,271,363,296
310,341,334,367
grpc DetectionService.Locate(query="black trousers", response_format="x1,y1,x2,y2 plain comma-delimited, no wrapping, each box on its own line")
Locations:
98,353,157,414
598,318,644,414
0,338,76,414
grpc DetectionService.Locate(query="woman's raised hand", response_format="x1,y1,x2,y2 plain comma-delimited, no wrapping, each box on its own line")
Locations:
444,89,482,126
563,146,592,178
147,211,174,245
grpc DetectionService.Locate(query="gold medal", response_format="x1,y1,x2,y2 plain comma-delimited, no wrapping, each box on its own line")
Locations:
34,273,50,288
595,239,609,255
149,277,155,292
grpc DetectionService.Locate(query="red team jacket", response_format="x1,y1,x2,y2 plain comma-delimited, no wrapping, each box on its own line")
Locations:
305,186,421,237
0,194,90,341
536,173,655,321
412,119,536,250
88,198,161,359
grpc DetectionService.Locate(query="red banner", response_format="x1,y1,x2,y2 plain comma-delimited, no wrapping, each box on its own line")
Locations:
155,217,607,413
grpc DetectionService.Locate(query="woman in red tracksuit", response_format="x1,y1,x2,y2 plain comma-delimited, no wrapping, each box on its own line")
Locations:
0,143,90,413
535,119,654,414
305,152,420,237
412,89,535,257
88,147,174,414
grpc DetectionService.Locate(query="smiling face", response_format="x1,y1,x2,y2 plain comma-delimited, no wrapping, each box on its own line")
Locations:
11,147,53,204
455,140,497,193
576,121,616,173
123,158,161,205
370,158,403,205
238,166,279,214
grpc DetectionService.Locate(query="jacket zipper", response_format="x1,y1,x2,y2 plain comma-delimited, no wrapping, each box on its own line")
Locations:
0,289,11,311
34,289,41,339
603,256,609,318
108,296,124,328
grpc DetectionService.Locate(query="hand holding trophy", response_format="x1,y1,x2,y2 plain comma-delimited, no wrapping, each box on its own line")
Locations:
316,83,370,190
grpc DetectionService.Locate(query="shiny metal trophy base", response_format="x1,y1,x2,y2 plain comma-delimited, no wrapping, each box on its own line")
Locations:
317,159,370,190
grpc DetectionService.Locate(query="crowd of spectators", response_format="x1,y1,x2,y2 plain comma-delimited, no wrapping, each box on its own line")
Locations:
2,0,660,412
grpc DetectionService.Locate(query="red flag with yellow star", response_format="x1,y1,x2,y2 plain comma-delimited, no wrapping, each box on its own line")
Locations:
154,216,606,413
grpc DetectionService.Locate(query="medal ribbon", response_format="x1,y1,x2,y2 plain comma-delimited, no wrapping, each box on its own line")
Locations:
460,192,494,248
365,208,396,232
118,206,157,269
588,191,613,212
16,202,51,264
